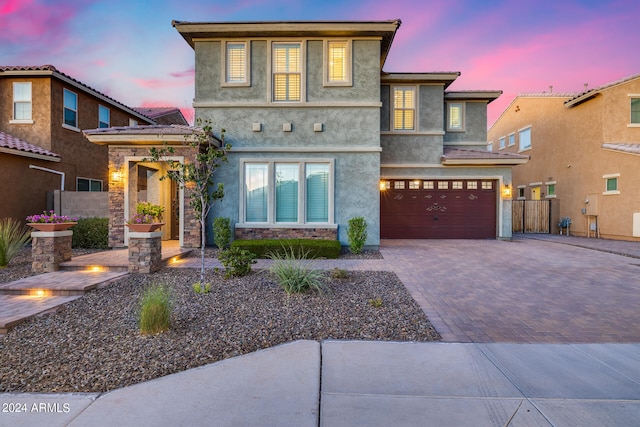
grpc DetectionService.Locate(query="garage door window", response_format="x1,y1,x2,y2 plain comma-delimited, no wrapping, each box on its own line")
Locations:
423,181,434,189
409,181,420,189
394,181,405,189
482,181,493,190
438,181,449,190
452,181,463,189
467,181,478,189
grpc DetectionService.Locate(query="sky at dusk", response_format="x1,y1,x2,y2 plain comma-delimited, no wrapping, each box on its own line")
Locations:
2,0,640,127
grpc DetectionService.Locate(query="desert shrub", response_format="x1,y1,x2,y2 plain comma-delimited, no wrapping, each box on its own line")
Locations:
269,247,326,295
218,247,256,278
347,217,367,254
330,267,349,279
71,217,109,249
192,282,212,294
139,283,173,335
213,217,231,249
0,218,31,268
231,239,341,259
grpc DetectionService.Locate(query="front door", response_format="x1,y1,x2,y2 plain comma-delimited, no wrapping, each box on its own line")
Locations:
531,187,541,200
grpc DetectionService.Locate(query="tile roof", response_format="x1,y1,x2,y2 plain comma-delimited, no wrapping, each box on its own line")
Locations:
0,65,155,124
83,124,200,136
0,130,60,159
442,147,529,165
565,72,640,107
602,143,640,155
132,107,181,119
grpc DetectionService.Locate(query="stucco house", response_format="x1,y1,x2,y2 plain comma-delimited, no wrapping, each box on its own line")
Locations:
488,73,640,241
0,65,155,222
85,20,527,249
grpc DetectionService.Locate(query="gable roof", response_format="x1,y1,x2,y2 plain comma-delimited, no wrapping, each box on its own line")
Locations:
132,107,189,125
172,20,401,68
564,72,640,108
442,147,528,165
602,143,640,156
0,65,156,124
0,131,60,162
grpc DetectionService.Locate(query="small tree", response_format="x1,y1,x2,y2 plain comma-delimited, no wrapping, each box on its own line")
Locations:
148,119,230,285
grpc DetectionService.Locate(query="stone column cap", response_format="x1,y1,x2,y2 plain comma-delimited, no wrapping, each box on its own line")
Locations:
31,230,74,237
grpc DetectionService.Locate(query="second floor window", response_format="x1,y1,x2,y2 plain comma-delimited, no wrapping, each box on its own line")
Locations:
448,102,464,131
519,127,532,151
13,82,32,121
99,105,110,128
325,40,351,86
499,137,506,150
272,43,301,102
393,87,415,131
631,97,640,124
225,41,249,85
63,89,78,128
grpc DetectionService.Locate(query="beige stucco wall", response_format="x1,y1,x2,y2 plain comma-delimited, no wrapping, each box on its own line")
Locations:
489,78,640,240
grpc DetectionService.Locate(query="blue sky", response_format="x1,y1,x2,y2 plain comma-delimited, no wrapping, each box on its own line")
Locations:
2,0,639,125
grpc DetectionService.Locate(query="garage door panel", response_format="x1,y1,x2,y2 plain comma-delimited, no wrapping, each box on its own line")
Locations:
381,179,497,239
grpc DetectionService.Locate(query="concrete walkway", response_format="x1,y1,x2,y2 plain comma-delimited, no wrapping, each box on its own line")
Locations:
2,235,640,426
2,340,639,426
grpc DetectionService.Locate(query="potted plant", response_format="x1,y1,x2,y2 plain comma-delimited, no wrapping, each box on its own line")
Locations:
26,210,78,232
126,202,165,232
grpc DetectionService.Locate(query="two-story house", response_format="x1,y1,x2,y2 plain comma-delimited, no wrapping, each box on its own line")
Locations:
85,20,527,249
0,65,155,222
488,73,640,241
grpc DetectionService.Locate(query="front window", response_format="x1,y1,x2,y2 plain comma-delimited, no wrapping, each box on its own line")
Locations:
448,102,464,131
546,182,556,198
99,105,110,128
77,177,102,192
243,160,332,224
324,40,351,86
603,174,620,195
224,41,249,85
13,82,32,121
393,86,415,131
63,89,78,128
631,98,640,124
499,137,506,150
272,43,301,102
519,127,532,151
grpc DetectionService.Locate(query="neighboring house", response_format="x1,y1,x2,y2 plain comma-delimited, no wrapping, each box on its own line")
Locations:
85,20,527,249
133,107,189,125
488,73,640,241
0,65,155,222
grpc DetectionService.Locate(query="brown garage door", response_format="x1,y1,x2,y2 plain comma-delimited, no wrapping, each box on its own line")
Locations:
380,179,497,239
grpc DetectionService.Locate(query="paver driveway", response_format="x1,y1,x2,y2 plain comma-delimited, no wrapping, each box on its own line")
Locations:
380,236,640,343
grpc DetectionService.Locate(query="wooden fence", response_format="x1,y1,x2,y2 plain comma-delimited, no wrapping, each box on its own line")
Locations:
512,200,551,233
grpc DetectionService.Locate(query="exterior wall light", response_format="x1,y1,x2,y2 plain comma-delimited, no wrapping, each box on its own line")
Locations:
111,169,123,182
501,184,512,199
379,180,390,191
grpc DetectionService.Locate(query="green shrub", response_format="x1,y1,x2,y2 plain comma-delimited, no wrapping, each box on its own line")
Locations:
192,282,211,294
0,218,31,268
330,267,349,279
231,239,341,259
213,217,231,249
218,247,256,278
139,283,173,335
269,247,326,295
347,217,367,254
368,297,384,308
71,217,109,249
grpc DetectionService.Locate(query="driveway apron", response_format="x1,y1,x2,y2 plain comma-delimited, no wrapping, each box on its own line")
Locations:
380,237,640,343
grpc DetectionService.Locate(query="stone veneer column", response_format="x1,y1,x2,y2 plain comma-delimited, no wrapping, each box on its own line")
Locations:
128,232,163,274
31,231,73,273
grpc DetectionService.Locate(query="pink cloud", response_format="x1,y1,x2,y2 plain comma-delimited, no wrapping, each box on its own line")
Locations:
170,68,195,78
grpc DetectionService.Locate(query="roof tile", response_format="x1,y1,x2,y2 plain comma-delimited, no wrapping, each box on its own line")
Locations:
0,131,60,158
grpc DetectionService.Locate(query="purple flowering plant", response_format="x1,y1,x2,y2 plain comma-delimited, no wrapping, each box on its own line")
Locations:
26,210,77,224
128,213,158,224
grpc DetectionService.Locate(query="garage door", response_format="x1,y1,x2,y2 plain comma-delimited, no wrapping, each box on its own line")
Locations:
380,179,497,239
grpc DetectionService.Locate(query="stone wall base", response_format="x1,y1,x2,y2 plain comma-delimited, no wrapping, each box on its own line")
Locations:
128,232,163,274
31,231,73,273
234,227,337,241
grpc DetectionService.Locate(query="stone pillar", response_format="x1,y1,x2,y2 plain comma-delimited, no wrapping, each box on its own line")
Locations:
128,232,163,274
31,231,73,273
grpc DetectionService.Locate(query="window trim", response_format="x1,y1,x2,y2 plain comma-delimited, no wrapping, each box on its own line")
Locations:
508,133,515,147
269,41,305,103
603,173,620,195
11,82,33,124
63,88,79,131
77,177,103,192
499,136,506,150
222,40,251,87
518,126,532,152
239,158,334,225
447,102,465,131
391,85,417,132
545,181,557,199
98,105,110,128
323,39,352,87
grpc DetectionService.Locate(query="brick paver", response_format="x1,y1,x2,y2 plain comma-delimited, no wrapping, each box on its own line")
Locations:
381,237,640,343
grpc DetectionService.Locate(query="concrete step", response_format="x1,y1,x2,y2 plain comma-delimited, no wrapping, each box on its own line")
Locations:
0,294,82,334
0,271,128,296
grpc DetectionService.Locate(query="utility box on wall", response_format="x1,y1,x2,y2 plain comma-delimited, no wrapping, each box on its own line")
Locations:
633,213,640,237
585,193,599,216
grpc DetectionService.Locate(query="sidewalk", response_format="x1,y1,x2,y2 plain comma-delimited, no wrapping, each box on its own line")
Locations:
2,340,639,426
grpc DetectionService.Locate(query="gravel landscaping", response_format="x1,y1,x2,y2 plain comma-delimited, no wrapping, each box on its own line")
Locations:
0,252,439,393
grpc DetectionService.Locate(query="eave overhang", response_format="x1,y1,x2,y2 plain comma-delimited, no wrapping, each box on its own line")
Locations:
172,20,401,68
441,147,529,166
445,90,503,104
83,125,221,147
381,72,460,88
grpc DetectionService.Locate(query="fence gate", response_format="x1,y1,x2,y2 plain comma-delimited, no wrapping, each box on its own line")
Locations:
512,200,550,233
